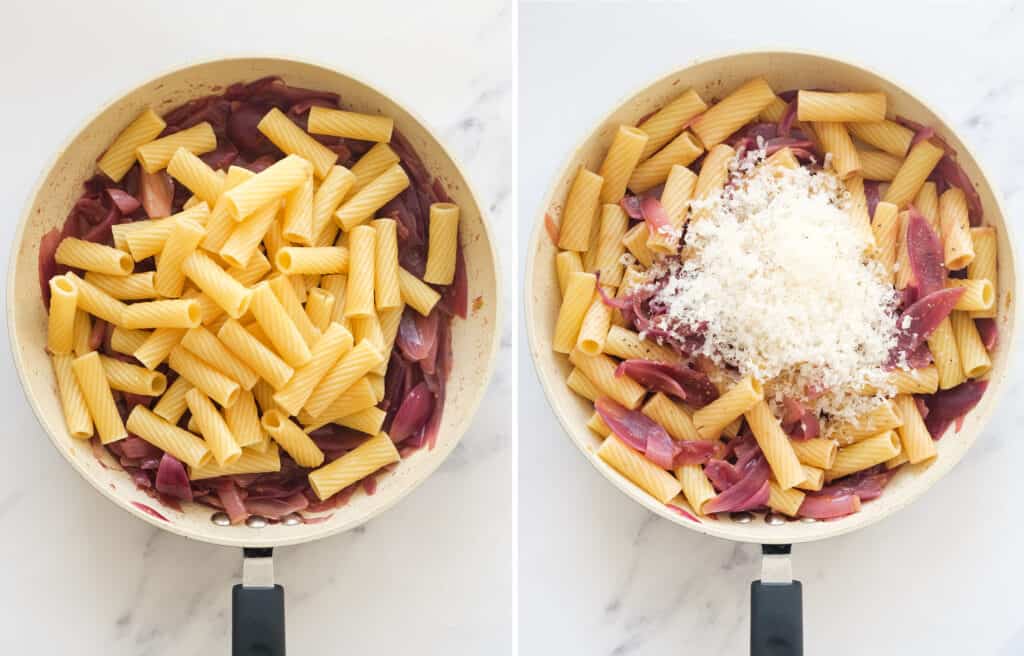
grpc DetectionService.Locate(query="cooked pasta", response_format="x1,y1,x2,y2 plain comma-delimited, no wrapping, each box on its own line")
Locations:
598,435,682,504
168,345,240,407
637,88,708,160
167,147,224,205
248,282,312,368
55,238,132,276
628,131,702,193
71,352,127,444
424,203,460,285
182,251,253,319
189,445,280,480
216,319,295,391
814,122,861,179
223,154,311,220
110,327,149,356
883,140,944,208
745,401,804,489
598,126,649,203
370,218,403,311
848,120,914,157
220,200,280,268
797,91,886,123
185,388,242,466
97,108,166,181
349,143,400,193
99,355,167,396
84,272,157,301
575,291,613,357
834,400,903,446
694,375,763,439
946,279,995,312
621,222,655,267
872,201,900,282
308,432,400,500
122,299,201,330
281,175,315,245
52,354,93,439
261,410,324,468
181,326,260,390
691,78,775,148
928,317,965,390
603,325,680,363
767,481,806,517
275,246,349,275
272,323,353,416
827,430,901,481
126,406,211,468
307,107,394,143
134,327,186,370
553,272,597,354
304,340,384,419
790,438,838,470
569,349,645,410
951,311,992,378
398,268,441,316
642,393,701,441
939,187,975,270
858,150,902,181
556,167,604,252
257,107,338,179
46,274,78,355
136,122,217,174
154,217,206,297
153,376,192,424
334,163,410,230
222,389,266,449
968,226,998,318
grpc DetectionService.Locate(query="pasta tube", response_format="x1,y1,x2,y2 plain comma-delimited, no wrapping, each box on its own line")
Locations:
134,327,185,370
222,389,266,449
71,352,127,444
647,165,697,253
303,340,384,418
261,410,325,468
893,395,938,464
257,107,338,179
308,432,400,500
275,247,349,275
691,78,775,148
273,323,353,416
553,272,596,353
745,400,804,489
190,445,280,480
872,201,900,282
311,165,355,243
939,187,975,270
305,288,335,333
349,143,400,193
167,147,224,205
637,88,707,160
109,327,149,356
185,388,242,466
122,299,201,330
555,167,603,251
814,122,861,179
168,345,240,407
55,238,132,276
136,122,216,174
598,125,649,203
154,217,206,297
219,200,280,268
566,367,598,401
398,268,440,316
797,91,886,123
334,163,410,230
153,376,192,424
424,203,460,285
951,311,992,378
693,375,763,439
223,154,312,220
99,355,167,396
603,325,680,363
628,131,702,193
47,274,78,355
827,430,902,481
97,108,166,181
946,279,995,312
181,326,260,390
307,107,394,143
217,319,295,391
597,435,682,504
884,140,944,208
568,349,645,410
249,282,312,368
790,438,838,470
848,120,914,157
84,272,157,301
575,290,613,357
372,218,402,311
52,354,93,439
642,393,701,441
126,406,211,468
182,251,253,319
267,274,321,347
928,317,965,390
280,175,315,245
858,150,902,181
968,226,998,318
676,464,716,515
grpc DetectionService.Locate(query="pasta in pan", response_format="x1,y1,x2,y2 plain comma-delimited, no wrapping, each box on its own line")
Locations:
36,77,468,524
546,78,1000,521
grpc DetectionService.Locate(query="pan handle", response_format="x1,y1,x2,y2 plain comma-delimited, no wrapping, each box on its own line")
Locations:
233,547,286,656
750,544,802,656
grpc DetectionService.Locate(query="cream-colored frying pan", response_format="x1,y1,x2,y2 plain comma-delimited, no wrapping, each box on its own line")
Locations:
8,57,500,655
525,51,1016,655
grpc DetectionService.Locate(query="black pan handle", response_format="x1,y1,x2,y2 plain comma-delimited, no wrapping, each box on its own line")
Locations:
233,547,286,656
750,544,802,656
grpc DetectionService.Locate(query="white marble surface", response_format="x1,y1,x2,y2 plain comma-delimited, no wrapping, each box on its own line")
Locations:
519,1,1024,654
0,1,515,654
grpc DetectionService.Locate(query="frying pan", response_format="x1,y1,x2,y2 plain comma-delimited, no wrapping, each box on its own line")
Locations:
524,50,1017,655
8,57,501,655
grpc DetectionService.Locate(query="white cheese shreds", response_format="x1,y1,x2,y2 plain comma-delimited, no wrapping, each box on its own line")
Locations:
644,148,900,426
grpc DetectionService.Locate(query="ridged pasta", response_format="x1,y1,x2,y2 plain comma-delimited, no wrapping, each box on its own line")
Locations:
126,405,211,468
52,354,93,439
888,365,939,394
568,349,645,410
424,203,460,285
122,299,201,330
575,291,613,357
181,326,260,390
167,147,224,205
261,410,325,468
153,376,192,424
136,122,216,174
301,376,378,427
302,288,334,333
97,108,166,181
220,200,280,268
642,393,701,441
586,412,611,435
967,226,998,318
304,340,384,418
947,279,995,312
848,120,914,157
676,464,716,515
598,126,649,203
928,317,965,390
872,201,900,282
71,352,127,444
249,282,312,368
100,355,167,396
628,131,702,193
154,218,206,298
47,274,78,355
827,430,901,481
350,313,387,376
843,175,877,248
555,167,603,252
745,400,804,489
692,144,735,220
55,238,132,276
834,400,903,446
227,248,272,287
553,272,597,353
603,325,680,363
797,91,886,123
266,274,320,348
334,406,387,435
109,327,149,356
566,367,598,401
217,319,295,391
815,122,861,179
275,246,349,275
951,311,992,378
224,154,312,220
398,268,441,316
858,150,902,181
84,272,157,301
185,388,242,466
884,140,944,208
134,327,185,370
334,163,410,230
647,164,698,253
893,395,937,465
913,181,940,229
694,375,763,439
790,438,838,470
307,431,399,500
168,344,240,407
65,272,127,326
795,464,825,492
222,389,265,449
320,274,348,325
201,166,256,253
281,175,315,245
128,204,210,260
939,187,975,270
311,165,356,242
307,107,394,143
257,107,338,179
190,444,280,480
181,288,224,326
182,251,253,319
637,88,708,161
894,211,913,289
767,481,806,517
597,435,682,504
273,323,353,416
621,222,654,268
758,96,789,123
349,143,400,193
586,205,628,285
691,78,775,149
369,218,403,311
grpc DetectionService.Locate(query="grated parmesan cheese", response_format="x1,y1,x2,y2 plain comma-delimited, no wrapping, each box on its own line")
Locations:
644,148,901,427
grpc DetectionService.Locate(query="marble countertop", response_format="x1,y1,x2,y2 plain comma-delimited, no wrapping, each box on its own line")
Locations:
0,1,514,654
519,1,1024,654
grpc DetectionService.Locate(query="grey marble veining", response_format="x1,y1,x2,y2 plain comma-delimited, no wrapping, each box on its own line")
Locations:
0,1,514,654
519,1,1024,654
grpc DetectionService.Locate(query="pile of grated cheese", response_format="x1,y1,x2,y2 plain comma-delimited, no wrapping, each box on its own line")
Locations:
644,147,901,427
